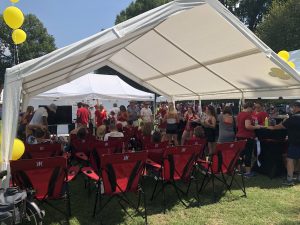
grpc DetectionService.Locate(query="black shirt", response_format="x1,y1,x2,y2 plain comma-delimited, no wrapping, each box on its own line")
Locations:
282,112,300,146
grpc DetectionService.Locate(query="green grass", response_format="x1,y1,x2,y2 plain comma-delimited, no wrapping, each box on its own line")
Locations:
42,174,300,225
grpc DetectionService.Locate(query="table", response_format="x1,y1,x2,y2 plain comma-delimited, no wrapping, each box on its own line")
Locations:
253,129,288,178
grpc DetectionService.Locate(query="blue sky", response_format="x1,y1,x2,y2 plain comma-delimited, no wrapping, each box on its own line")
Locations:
0,0,133,48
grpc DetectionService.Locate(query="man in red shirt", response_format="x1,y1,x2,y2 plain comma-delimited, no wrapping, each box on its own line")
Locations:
252,102,268,125
95,104,107,128
76,102,89,127
236,102,261,177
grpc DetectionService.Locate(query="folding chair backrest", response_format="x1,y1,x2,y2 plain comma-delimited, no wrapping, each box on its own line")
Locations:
108,137,125,142
163,146,198,181
184,138,207,159
185,138,207,146
101,152,147,194
146,147,165,164
94,140,123,153
237,140,247,152
214,141,243,174
89,147,112,172
144,141,169,150
24,143,62,159
10,157,67,200
123,126,138,138
70,135,95,155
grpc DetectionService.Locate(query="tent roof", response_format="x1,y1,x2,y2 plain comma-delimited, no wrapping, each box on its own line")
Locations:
31,73,154,101
5,0,300,100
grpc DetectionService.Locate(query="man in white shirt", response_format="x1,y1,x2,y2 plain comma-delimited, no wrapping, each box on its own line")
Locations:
27,103,57,137
29,103,57,128
111,103,120,115
104,123,124,141
140,102,153,123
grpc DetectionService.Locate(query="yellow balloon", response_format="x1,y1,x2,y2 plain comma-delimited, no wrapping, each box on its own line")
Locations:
10,0,20,3
3,6,24,29
12,29,27,45
288,61,296,69
278,50,290,61
11,138,25,161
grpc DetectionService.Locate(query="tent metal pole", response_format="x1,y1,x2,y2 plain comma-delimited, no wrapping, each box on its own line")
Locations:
198,96,202,116
154,93,157,121
239,92,245,112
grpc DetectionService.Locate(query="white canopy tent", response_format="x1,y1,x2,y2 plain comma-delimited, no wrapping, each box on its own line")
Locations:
2,0,300,178
31,73,154,101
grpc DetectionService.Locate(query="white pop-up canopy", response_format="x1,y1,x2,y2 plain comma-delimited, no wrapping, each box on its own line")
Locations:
31,73,154,101
2,0,300,176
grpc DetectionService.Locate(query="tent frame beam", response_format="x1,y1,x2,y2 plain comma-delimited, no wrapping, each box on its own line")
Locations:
153,29,244,97
106,60,171,100
123,48,199,97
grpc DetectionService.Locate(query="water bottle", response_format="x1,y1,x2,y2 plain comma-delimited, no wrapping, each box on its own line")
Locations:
264,117,269,127
254,118,258,126
122,142,125,153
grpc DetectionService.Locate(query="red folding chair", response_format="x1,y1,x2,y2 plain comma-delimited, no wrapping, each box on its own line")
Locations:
10,157,72,218
70,135,95,162
93,152,148,224
184,138,207,159
123,126,138,139
143,141,169,150
95,138,126,153
149,145,200,212
197,140,247,199
24,143,63,159
81,146,112,187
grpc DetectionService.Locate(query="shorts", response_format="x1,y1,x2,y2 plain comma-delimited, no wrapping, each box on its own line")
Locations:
204,127,216,142
166,123,178,134
287,145,300,159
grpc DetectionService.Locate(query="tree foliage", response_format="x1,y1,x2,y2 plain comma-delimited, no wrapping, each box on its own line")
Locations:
115,0,278,32
115,0,173,24
0,14,56,84
232,0,272,31
256,0,300,52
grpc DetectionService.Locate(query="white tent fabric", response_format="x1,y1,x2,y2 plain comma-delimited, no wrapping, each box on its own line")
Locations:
2,0,300,179
31,73,154,101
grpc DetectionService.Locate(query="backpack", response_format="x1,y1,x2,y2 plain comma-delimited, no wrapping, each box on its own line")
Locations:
0,187,27,224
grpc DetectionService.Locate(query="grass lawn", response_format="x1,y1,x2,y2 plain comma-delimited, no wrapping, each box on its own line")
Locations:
42,173,300,225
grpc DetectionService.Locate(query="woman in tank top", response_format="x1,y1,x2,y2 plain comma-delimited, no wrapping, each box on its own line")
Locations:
181,106,199,145
218,106,236,143
163,102,179,146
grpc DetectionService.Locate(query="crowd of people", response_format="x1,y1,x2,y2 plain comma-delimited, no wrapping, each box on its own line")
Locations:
16,99,300,185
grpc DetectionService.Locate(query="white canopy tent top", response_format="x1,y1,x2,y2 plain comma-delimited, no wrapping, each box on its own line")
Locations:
31,73,154,101
2,0,300,178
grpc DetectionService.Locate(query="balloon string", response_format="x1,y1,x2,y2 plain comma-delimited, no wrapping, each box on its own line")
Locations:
15,44,20,65
13,44,16,66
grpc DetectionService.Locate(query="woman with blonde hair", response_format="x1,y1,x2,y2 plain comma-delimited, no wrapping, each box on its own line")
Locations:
164,102,179,145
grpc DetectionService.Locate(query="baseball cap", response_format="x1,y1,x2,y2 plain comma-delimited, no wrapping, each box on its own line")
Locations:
292,100,300,108
48,103,57,113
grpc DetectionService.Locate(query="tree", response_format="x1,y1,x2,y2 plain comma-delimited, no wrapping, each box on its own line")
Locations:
115,0,278,32
256,0,300,52
233,0,273,31
0,14,56,84
115,0,173,24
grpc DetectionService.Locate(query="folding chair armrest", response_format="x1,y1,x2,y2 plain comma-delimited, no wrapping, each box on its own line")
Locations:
63,152,71,159
67,166,80,182
146,159,161,169
81,167,99,181
75,152,89,161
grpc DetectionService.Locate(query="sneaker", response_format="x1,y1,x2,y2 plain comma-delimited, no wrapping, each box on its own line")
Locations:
282,179,294,186
244,172,256,178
